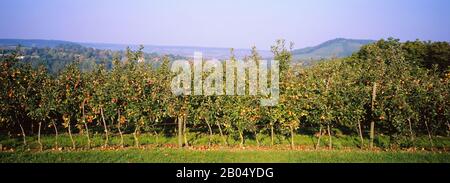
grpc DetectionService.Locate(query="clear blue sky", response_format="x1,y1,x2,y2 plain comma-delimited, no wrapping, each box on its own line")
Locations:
1,0,449,49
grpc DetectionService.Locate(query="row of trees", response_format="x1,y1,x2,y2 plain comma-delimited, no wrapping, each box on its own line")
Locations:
0,38,449,150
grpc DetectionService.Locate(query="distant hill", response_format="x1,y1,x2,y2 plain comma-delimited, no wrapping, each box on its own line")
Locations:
292,38,375,61
0,42,184,74
1,38,374,61
81,39,375,62
0,39,79,48
0,39,272,59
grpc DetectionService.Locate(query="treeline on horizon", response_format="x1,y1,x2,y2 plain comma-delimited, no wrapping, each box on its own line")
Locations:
0,43,185,74
0,38,449,150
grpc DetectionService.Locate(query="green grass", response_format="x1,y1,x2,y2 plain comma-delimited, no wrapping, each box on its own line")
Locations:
0,133,449,163
1,148,449,163
2,132,449,150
